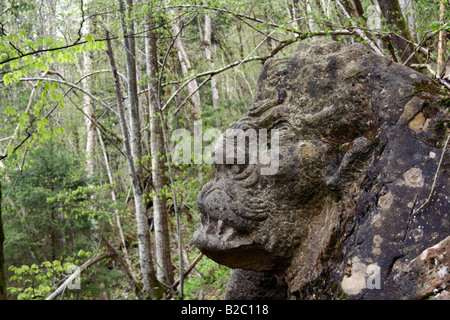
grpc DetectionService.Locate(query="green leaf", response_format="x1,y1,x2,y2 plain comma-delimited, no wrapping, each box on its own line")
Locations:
24,39,37,50
7,145,14,157
10,59,20,69
53,126,65,136
12,72,20,83
41,130,52,141
3,73,12,86
19,112,29,130
6,106,17,116
34,102,43,117
37,61,48,72
21,112,29,122
40,117,49,126
85,33,94,42
43,37,54,46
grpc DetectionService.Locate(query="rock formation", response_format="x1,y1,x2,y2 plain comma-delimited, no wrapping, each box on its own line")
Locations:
194,40,449,300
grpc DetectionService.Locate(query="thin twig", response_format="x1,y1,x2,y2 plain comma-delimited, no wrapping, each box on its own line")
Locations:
17,77,118,116
45,251,115,300
413,134,450,215
411,64,450,89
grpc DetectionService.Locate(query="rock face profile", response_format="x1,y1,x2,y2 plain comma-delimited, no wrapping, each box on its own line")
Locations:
193,40,449,300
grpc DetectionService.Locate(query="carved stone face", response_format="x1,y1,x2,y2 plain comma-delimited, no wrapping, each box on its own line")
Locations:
194,41,374,271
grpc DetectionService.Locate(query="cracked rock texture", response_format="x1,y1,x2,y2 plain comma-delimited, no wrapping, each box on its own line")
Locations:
194,40,449,300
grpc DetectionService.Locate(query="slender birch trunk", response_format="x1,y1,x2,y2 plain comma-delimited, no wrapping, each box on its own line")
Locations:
82,13,96,179
119,0,144,185
106,32,157,298
165,5,201,120
0,183,6,300
236,19,245,60
204,14,221,127
81,3,101,248
96,127,127,254
399,0,417,41
96,128,144,297
437,0,447,76
305,0,319,32
145,12,174,286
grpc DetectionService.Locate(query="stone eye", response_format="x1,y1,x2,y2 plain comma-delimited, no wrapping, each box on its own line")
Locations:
225,163,254,181
272,121,290,132
230,164,244,174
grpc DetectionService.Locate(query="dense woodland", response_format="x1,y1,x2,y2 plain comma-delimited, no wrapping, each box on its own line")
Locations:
0,0,448,300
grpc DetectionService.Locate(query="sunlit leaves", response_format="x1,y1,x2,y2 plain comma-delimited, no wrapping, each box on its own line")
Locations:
7,255,92,300
2,73,12,87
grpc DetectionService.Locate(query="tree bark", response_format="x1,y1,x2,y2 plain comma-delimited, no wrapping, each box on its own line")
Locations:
437,0,447,76
0,182,6,300
119,0,144,185
399,0,417,41
204,14,221,127
305,0,319,32
236,18,245,60
106,31,158,298
336,0,384,55
82,8,96,179
377,0,419,64
145,11,174,287
96,127,128,255
166,6,202,120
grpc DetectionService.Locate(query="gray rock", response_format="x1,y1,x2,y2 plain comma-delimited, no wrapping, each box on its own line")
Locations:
194,40,450,300
225,269,287,300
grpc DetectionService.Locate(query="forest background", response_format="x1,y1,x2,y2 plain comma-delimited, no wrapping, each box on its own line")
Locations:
0,0,448,300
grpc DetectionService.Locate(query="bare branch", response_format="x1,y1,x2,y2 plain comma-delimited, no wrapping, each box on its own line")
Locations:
162,29,354,111
16,77,118,116
411,64,450,89
0,0,88,66
45,251,115,300
335,0,384,56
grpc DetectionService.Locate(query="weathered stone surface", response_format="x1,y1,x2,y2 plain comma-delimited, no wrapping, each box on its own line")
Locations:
194,40,450,300
225,269,287,300
393,236,449,299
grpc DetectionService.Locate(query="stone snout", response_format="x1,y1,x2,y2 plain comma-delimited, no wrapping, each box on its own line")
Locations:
193,178,287,271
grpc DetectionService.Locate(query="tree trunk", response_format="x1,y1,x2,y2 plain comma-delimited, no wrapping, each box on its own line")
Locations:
145,12,174,287
96,127,128,255
0,182,6,300
399,0,417,41
119,0,144,185
236,18,245,60
204,14,221,127
106,31,158,298
82,8,96,179
336,0,384,55
166,6,202,120
437,0,447,76
81,3,101,248
305,0,319,32
377,0,419,64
